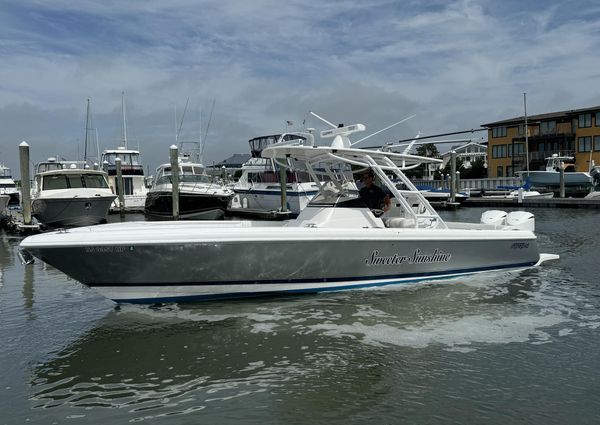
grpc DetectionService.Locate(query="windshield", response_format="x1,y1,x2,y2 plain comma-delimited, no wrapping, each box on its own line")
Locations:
42,174,108,190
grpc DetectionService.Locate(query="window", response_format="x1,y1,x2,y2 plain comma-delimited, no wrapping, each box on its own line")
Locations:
579,113,592,128
518,124,525,135
596,112,600,127
578,136,592,152
492,127,507,138
594,136,600,151
540,121,556,134
492,145,507,158
514,143,525,155
506,165,514,176
496,166,504,177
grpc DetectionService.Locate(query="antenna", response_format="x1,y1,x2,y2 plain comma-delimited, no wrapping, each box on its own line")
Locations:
200,99,216,164
177,97,190,146
401,132,421,154
309,111,337,129
351,114,416,146
84,98,91,164
121,91,128,149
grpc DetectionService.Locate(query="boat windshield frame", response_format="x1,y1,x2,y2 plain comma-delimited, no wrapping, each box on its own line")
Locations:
263,144,447,228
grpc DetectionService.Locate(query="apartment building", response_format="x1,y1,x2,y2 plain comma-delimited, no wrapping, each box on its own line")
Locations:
482,106,600,177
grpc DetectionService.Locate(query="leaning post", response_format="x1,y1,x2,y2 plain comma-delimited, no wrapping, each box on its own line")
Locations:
170,145,180,220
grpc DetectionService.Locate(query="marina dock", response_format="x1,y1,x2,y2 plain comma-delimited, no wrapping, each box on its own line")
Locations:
464,197,600,209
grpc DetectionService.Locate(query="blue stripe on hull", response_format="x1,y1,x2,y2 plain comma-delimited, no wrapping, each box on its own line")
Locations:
107,261,537,304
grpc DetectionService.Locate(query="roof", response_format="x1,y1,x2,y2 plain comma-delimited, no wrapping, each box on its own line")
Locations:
441,142,487,156
481,105,600,128
209,153,252,168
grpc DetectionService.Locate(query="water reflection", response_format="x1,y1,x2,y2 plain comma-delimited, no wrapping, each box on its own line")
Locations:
28,267,598,423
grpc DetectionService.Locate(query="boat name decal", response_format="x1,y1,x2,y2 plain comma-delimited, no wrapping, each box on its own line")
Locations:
510,242,529,250
365,248,451,266
85,246,128,254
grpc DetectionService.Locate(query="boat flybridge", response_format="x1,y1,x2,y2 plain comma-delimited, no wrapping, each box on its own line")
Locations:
19,122,558,303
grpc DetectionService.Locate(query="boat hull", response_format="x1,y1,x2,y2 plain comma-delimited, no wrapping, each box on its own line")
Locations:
230,187,318,215
31,196,117,227
519,171,591,186
144,191,231,220
22,224,540,303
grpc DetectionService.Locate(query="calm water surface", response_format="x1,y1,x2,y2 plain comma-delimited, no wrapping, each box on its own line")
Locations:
0,208,599,424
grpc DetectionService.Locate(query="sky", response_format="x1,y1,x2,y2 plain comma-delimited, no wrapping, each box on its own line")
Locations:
1,0,600,177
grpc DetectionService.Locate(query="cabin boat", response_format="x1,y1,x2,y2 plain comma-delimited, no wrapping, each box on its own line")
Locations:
144,156,233,220
228,132,320,216
517,155,592,187
19,121,558,303
0,163,20,206
31,161,116,228
101,147,148,212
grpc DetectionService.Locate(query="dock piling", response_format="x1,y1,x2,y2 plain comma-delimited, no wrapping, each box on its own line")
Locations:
19,142,32,225
170,145,179,220
115,157,125,216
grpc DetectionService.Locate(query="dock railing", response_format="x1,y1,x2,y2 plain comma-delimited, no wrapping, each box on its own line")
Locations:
412,177,522,191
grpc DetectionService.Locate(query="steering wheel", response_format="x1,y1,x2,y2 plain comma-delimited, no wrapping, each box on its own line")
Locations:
370,208,385,217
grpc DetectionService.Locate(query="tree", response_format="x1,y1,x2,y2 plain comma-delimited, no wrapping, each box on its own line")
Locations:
405,143,440,179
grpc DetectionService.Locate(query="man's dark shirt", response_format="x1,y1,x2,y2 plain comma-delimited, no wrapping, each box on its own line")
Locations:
359,184,386,210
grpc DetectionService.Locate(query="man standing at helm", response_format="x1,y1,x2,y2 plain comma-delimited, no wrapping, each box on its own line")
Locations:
359,170,391,212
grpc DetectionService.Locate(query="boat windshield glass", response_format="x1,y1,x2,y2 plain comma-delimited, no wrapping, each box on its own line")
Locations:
308,181,361,206
42,174,108,190
102,153,141,166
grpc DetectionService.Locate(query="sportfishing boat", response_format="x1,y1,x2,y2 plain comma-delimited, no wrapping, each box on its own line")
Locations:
228,132,320,216
101,93,149,212
19,121,558,303
516,154,592,187
0,163,20,206
31,163,116,228
144,156,233,220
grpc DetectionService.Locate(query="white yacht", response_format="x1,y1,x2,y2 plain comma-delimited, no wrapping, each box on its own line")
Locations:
19,121,558,303
144,156,233,220
0,163,20,206
31,161,116,228
101,147,148,212
101,93,149,212
228,132,320,216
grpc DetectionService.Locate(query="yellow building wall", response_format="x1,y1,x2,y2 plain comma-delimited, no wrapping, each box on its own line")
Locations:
574,116,600,171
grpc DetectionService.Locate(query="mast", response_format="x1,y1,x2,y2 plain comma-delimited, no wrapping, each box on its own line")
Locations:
121,91,128,149
84,98,91,164
524,93,529,174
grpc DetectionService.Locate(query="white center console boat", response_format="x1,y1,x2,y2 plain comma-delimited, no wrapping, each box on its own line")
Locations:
19,122,558,303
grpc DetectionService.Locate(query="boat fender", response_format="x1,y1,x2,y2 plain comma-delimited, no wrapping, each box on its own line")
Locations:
480,210,507,226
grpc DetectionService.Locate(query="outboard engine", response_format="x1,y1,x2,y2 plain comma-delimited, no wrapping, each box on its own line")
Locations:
505,211,535,231
480,210,507,226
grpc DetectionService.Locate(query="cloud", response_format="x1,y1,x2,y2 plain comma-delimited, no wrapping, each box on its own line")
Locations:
1,0,600,177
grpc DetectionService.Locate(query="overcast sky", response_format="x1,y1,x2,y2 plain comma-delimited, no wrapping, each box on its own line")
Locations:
2,0,600,177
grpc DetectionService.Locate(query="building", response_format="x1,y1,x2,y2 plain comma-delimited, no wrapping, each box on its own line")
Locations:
440,141,487,169
482,106,600,177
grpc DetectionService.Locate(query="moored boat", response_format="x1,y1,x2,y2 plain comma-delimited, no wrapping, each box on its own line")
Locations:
228,132,320,216
31,165,116,228
144,157,233,220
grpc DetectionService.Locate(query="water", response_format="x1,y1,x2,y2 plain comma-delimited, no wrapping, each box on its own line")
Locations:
1,208,599,424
